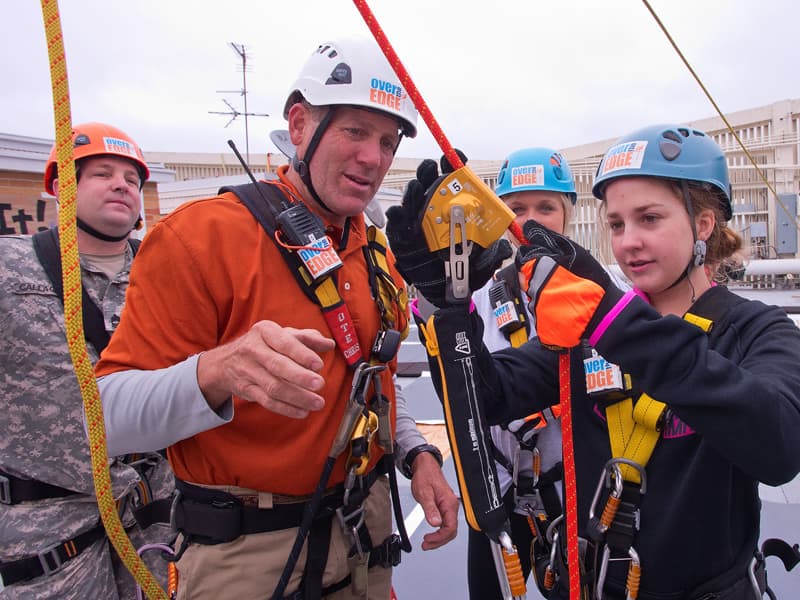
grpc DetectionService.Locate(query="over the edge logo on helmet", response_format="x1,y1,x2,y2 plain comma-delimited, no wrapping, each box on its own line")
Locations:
599,140,648,176
103,136,140,159
511,164,545,188
369,78,407,112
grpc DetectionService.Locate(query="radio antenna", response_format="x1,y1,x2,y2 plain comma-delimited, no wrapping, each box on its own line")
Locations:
208,43,269,167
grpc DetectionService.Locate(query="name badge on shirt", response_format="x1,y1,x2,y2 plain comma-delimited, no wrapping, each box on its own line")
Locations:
297,236,343,279
583,348,624,396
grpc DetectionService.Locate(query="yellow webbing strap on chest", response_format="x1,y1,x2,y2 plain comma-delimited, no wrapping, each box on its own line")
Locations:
606,395,666,483
312,276,342,308
366,226,409,341
508,327,528,349
605,312,713,484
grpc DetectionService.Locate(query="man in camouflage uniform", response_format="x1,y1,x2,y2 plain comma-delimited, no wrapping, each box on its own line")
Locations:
0,122,174,599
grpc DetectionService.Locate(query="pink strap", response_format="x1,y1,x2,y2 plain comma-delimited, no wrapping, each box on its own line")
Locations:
588,290,637,346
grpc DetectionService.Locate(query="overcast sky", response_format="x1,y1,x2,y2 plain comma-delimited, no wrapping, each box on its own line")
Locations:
2,0,798,161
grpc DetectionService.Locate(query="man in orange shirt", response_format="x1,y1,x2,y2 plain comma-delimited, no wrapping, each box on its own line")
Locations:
95,36,458,599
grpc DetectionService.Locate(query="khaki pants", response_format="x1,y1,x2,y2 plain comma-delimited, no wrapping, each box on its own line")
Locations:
175,477,393,600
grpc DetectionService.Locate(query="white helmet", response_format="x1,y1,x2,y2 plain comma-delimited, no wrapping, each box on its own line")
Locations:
283,36,418,138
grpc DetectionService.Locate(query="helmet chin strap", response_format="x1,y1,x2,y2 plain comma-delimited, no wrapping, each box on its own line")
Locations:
664,180,706,301
76,217,130,243
292,107,336,214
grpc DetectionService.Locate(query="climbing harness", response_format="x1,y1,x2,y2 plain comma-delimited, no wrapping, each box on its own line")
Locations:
542,288,798,600
203,178,409,599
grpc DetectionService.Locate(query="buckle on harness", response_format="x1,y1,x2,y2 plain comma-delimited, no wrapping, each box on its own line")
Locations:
0,474,10,504
37,543,65,576
375,533,402,569
588,458,647,541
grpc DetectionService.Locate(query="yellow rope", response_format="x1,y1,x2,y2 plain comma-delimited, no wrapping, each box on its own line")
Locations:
39,1,166,597
641,0,798,231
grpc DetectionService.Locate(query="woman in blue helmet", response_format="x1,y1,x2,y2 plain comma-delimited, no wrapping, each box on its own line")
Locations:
468,147,576,599
388,124,800,599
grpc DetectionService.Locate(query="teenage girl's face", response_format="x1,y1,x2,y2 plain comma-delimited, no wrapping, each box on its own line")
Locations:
503,190,566,236
603,177,696,296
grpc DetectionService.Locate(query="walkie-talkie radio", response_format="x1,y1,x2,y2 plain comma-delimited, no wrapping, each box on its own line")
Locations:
276,204,342,280
227,140,343,281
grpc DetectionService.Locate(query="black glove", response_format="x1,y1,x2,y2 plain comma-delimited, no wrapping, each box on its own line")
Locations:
515,219,611,288
386,151,512,308
515,219,623,348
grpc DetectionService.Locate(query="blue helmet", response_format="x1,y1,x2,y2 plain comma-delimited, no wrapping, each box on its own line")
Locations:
494,147,577,204
592,124,732,220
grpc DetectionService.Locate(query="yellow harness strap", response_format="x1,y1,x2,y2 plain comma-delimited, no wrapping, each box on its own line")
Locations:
509,327,528,349
311,276,342,308
605,395,666,484
366,226,410,341
604,312,713,483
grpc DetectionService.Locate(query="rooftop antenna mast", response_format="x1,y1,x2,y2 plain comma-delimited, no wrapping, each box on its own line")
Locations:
208,42,269,167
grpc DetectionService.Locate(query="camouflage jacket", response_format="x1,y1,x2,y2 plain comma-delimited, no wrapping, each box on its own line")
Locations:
0,234,174,599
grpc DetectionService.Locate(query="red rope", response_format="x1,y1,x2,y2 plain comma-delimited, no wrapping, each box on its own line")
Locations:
351,0,526,247
559,352,581,600
351,0,462,172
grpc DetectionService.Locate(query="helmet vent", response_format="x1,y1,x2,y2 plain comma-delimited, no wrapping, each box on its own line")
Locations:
677,127,690,137
659,141,682,161
74,134,91,147
660,130,683,161
662,130,682,143
326,63,352,85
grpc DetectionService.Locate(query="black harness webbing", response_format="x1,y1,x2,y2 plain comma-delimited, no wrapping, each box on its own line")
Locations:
219,182,370,368
218,182,325,307
0,523,106,586
171,463,401,599
170,473,380,543
31,227,140,356
0,468,75,505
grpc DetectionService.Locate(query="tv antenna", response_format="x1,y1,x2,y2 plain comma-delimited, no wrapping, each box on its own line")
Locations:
208,42,269,167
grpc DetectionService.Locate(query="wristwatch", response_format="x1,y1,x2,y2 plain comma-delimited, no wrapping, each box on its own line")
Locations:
401,443,444,478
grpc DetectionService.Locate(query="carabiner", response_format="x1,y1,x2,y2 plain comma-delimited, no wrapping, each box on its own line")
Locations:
347,410,379,476
589,458,647,539
588,462,625,537
543,528,559,591
596,545,641,600
330,363,385,459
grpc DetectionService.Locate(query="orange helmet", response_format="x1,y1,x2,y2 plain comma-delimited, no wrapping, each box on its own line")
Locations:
43,122,150,195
